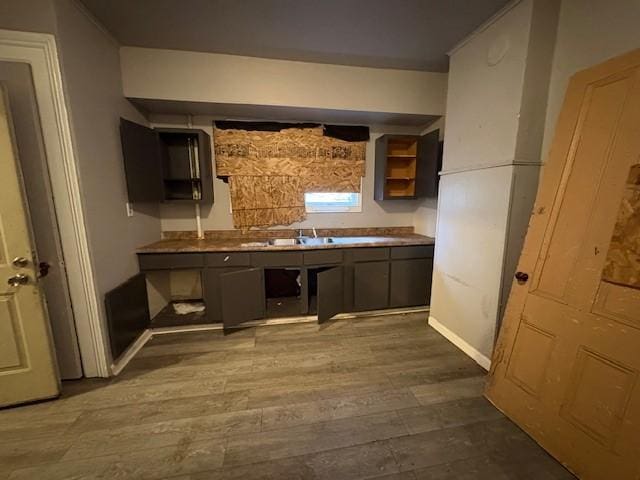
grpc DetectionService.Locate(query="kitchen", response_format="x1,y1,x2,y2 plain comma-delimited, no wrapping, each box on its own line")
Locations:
1,0,639,478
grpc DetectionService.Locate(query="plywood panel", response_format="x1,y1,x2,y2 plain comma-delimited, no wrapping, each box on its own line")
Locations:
214,127,366,228
602,164,640,289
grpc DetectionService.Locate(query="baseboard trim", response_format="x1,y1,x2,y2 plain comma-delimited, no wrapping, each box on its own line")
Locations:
110,329,152,376
428,316,491,370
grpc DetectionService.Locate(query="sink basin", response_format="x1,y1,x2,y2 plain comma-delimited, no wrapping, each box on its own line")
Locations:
300,237,334,245
266,237,334,246
267,238,302,246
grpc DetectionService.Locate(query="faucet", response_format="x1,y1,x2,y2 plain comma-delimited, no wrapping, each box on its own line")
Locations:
298,228,304,239
312,227,318,238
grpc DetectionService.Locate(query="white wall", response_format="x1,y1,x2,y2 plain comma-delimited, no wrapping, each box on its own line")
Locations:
430,0,558,363
121,47,448,117
152,115,434,233
542,0,640,157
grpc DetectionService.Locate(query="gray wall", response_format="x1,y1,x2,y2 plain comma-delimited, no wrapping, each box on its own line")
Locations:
151,115,438,236
1,0,162,369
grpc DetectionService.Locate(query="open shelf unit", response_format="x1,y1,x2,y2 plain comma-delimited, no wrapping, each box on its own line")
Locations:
374,131,440,200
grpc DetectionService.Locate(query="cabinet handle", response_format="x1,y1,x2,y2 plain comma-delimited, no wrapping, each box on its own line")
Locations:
515,271,529,284
224,256,230,262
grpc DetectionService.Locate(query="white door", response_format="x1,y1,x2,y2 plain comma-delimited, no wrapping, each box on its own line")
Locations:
0,86,59,407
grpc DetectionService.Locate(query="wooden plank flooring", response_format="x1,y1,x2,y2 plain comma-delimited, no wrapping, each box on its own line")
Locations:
0,312,574,479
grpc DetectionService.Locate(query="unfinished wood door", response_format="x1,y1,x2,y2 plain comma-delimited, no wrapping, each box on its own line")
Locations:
486,49,640,479
0,87,59,407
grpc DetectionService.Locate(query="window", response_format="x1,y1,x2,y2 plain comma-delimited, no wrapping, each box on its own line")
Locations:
304,192,362,213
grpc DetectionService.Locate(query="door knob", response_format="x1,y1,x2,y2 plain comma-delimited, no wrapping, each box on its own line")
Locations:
12,257,29,268
7,274,30,287
515,271,529,284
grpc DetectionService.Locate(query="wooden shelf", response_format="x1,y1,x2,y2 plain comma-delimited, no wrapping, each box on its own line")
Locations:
374,131,440,201
385,178,416,198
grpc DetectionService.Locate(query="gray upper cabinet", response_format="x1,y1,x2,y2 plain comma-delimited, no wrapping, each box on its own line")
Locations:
220,268,265,328
120,119,213,204
120,119,164,202
374,130,440,200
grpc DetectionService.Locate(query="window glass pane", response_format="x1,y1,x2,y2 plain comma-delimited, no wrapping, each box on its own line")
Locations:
304,192,361,212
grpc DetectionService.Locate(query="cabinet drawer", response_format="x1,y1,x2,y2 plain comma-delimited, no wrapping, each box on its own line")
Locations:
304,249,343,265
138,253,204,270
351,247,389,262
390,245,434,259
251,251,303,267
205,252,251,267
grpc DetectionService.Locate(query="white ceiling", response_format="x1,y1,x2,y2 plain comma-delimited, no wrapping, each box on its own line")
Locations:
80,0,510,72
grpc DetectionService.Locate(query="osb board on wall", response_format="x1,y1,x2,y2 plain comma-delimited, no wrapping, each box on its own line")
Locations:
214,126,367,228
602,164,640,289
214,127,366,192
229,176,306,228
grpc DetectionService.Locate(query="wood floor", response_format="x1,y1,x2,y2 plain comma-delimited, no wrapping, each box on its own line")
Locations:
0,313,574,479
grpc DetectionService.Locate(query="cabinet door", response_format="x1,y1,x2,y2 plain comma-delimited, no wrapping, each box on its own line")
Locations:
317,266,344,324
354,261,389,311
390,259,433,308
202,267,244,323
374,135,388,201
119,118,163,202
220,268,265,328
415,129,439,198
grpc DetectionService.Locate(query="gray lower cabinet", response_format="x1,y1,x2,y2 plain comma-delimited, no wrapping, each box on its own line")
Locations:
202,267,246,323
220,268,266,328
317,266,344,324
139,243,433,328
353,261,390,311
390,258,433,308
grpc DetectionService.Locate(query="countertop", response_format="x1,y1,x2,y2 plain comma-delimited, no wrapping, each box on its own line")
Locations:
137,234,435,253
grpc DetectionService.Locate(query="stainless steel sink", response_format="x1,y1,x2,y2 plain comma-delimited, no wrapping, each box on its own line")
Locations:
300,237,334,245
266,237,334,246
267,238,303,246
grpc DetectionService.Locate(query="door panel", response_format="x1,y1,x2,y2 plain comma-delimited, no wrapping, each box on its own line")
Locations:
353,261,389,311
0,88,59,407
317,266,343,324
203,267,245,323
220,268,265,328
120,118,163,202
487,49,640,479
389,258,432,308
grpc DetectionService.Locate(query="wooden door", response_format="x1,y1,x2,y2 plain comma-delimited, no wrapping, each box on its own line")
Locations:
354,261,389,311
0,88,59,407
220,268,265,328
486,49,640,479
317,266,343,324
